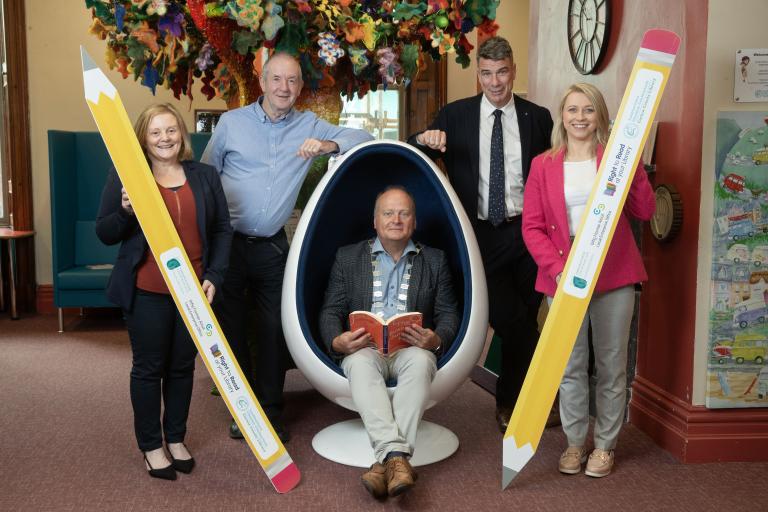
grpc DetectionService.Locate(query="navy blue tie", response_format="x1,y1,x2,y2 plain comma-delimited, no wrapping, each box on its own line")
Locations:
488,109,505,227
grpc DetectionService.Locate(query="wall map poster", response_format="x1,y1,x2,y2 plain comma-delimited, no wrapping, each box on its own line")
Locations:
707,111,768,408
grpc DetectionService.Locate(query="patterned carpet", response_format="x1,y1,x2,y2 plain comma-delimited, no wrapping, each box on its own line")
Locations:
0,313,765,511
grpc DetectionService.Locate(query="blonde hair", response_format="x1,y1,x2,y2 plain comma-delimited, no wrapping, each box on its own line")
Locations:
133,103,193,162
547,83,610,158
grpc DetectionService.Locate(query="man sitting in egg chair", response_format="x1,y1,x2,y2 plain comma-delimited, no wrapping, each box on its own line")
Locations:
319,185,459,500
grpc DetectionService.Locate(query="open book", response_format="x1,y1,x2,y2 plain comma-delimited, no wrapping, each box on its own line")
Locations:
348,310,423,356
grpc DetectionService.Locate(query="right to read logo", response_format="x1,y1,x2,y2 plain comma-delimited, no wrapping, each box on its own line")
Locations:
166,258,181,270
572,276,587,289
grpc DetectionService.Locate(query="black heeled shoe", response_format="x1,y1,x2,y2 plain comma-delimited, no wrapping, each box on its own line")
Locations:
168,443,196,474
144,453,177,480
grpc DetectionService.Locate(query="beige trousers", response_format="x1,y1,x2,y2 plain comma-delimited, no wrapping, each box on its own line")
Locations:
548,285,635,450
341,346,437,463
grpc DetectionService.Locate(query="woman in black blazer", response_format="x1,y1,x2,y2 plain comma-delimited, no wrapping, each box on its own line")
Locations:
96,103,232,480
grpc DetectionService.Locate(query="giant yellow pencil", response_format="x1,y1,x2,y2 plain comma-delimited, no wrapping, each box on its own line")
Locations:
502,30,680,487
81,47,300,493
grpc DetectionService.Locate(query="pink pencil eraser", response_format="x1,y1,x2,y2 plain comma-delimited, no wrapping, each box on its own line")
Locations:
641,29,681,55
271,462,301,494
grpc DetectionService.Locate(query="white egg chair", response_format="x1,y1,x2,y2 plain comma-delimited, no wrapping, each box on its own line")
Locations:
282,140,488,467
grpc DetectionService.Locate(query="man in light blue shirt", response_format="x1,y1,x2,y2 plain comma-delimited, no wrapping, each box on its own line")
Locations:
202,52,373,442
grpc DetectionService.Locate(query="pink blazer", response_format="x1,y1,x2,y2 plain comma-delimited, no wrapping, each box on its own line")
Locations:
522,146,655,297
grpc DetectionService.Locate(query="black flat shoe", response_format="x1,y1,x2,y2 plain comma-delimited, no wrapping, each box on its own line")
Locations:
144,453,177,481
229,420,244,439
171,456,195,474
270,417,290,444
168,443,195,474
495,406,513,433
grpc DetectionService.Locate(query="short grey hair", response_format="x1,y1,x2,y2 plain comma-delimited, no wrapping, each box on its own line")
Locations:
477,36,514,62
374,185,416,216
262,51,302,81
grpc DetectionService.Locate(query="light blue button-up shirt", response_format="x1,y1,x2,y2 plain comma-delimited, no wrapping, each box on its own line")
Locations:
202,98,374,236
371,238,418,320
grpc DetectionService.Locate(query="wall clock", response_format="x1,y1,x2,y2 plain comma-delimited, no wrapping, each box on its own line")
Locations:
650,184,683,242
567,0,611,74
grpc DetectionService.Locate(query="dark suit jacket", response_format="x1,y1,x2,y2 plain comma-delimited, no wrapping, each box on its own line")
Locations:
319,240,460,359
95,160,233,311
408,93,553,225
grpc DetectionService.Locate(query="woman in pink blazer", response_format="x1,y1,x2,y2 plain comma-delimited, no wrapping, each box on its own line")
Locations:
522,83,654,478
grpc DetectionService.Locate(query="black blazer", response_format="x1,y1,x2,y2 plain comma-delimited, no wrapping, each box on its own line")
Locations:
408,93,553,225
95,160,233,311
318,240,460,359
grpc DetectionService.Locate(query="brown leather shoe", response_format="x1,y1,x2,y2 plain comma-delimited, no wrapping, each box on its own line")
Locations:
495,406,513,433
361,462,388,499
385,456,416,497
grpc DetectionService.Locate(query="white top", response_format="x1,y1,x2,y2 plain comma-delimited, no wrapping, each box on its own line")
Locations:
477,95,523,219
564,158,597,236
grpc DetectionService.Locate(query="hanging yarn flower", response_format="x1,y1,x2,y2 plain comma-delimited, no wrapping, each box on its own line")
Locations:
430,28,455,55
146,0,168,16
115,57,131,79
224,0,265,32
195,43,214,71
314,0,342,30
210,62,233,100
348,47,370,76
89,17,112,40
114,1,126,31
317,31,345,66
260,1,284,41
130,21,161,53
141,61,160,94
292,0,312,14
376,47,401,87
158,6,184,37
87,0,501,100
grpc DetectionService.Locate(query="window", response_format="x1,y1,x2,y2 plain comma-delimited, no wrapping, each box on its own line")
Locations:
339,88,400,140
194,109,225,133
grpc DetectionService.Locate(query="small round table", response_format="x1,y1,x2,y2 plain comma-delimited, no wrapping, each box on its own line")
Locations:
0,228,35,319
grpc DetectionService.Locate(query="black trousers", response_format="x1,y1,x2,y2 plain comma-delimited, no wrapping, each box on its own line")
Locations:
215,230,289,421
474,218,542,408
124,290,198,452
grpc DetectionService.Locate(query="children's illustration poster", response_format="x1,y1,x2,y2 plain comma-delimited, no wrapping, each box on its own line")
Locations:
734,49,768,103
707,111,768,408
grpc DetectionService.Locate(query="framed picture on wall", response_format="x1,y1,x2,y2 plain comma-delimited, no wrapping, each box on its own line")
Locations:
706,110,768,409
195,110,225,133
734,49,768,102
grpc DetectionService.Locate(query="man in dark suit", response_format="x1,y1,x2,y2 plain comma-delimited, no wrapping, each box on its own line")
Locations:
319,186,459,500
408,36,553,432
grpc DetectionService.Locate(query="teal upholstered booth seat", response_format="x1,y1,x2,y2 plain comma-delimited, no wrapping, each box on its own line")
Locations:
49,130,212,331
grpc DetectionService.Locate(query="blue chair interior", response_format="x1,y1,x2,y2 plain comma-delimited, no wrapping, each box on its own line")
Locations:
296,143,472,377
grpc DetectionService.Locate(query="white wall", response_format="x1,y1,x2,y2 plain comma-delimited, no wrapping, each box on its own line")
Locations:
694,0,768,404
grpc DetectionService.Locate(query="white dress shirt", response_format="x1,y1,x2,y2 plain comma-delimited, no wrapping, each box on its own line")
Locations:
477,95,523,220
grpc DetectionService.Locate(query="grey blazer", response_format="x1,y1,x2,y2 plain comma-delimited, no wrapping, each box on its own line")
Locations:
319,240,460,359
